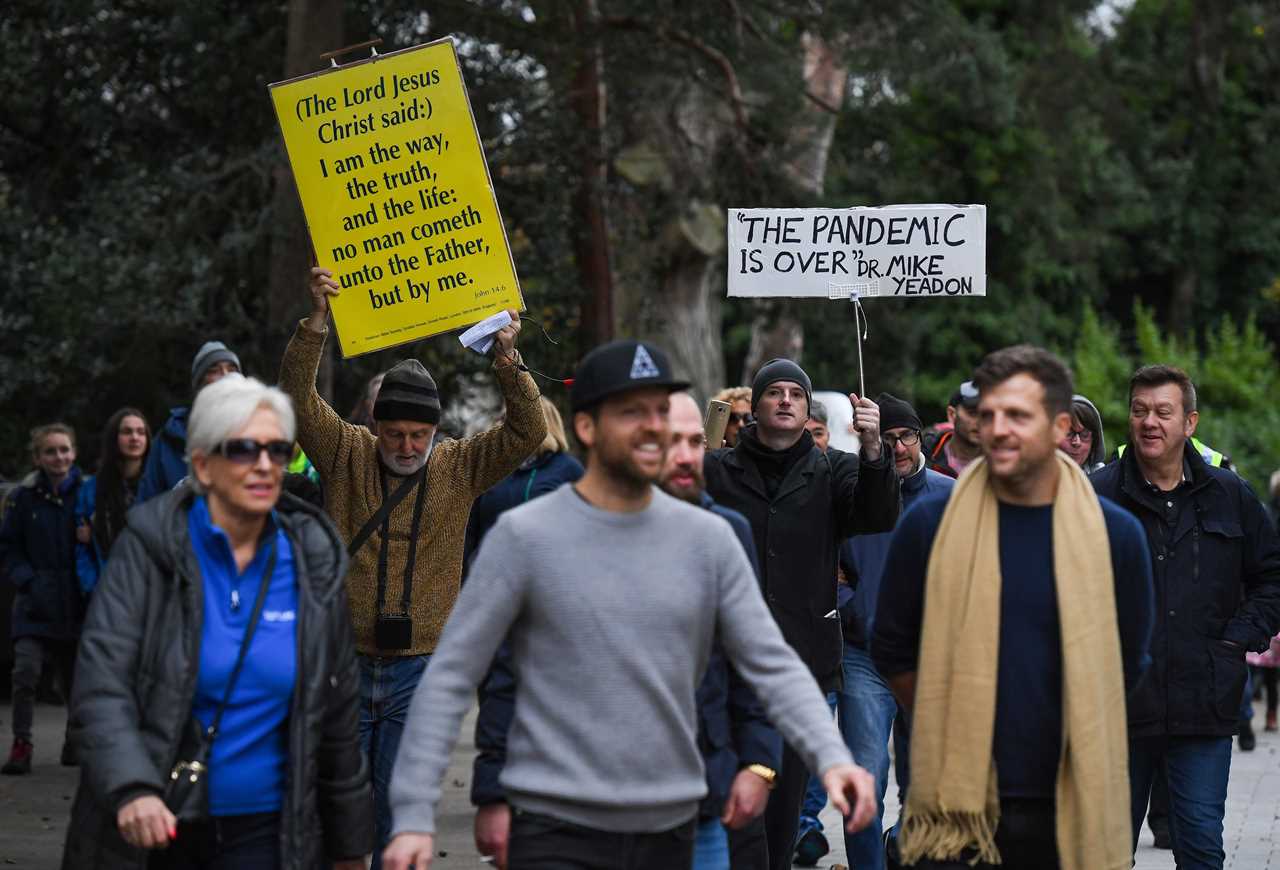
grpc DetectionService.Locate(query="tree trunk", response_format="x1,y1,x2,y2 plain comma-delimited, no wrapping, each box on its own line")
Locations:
570,0,616,349
739,311,804,386
740,33,847,381
1169,266,1197,338
267,0,343,398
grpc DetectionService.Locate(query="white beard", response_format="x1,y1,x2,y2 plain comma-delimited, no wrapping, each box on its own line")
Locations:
377,440,432,476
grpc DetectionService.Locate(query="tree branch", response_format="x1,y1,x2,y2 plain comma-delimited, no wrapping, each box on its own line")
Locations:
604,15,750,131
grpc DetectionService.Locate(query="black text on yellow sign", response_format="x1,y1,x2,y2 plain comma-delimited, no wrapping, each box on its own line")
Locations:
269,38,523,357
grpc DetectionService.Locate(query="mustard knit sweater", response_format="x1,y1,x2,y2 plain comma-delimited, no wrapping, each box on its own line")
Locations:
279,321,546,655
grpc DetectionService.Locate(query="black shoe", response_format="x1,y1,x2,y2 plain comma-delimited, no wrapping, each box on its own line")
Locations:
885,829,906,870
1,739,33,775
60,740,78,767
1240,721,1257,751
793,826,830,867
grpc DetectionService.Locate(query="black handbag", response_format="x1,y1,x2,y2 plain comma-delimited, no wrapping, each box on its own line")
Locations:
163,538,278,818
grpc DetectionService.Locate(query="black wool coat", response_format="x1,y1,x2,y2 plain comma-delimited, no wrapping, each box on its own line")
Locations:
62,484,372,869
703,430,900,691
1092,444,1280,738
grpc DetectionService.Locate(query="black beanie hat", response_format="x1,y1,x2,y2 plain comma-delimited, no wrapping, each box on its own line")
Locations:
750,359,812,413
373,359,442,424
876,392,923,433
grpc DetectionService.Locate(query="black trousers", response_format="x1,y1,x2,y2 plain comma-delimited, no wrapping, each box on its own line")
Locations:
762,741,809,870
903,799,1058,870
509,809,696,870
728,815,768,870
149,812,280,870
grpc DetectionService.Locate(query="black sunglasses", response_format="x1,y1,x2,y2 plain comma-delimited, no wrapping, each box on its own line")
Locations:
215,439,293,466
729,412,753,425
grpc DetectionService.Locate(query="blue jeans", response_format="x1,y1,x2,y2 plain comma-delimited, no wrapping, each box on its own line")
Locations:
797,693,838,839
359,654,429,869
1130,735,1232,870
837,644,898,870
693,816,730,870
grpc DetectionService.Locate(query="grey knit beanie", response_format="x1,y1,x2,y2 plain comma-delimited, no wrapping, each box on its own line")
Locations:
191,341,241,391
374,359,442,424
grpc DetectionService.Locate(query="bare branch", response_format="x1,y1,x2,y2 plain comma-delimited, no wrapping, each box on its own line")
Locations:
604,15,750,131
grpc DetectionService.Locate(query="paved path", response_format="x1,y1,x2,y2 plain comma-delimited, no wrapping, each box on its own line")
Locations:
4,701,1280,868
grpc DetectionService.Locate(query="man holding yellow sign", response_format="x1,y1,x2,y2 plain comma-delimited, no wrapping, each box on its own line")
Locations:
278,266,545,867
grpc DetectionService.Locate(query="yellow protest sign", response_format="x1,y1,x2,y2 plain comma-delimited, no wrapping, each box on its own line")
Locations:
269,38,523,357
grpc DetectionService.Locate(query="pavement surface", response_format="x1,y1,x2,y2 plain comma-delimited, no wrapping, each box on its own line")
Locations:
3,700,1280,868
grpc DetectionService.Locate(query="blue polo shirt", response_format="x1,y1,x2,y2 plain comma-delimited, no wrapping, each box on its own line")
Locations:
188,497,299,816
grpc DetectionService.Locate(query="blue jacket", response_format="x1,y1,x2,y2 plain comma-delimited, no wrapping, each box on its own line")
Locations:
470,491,783,820
137,407,189,503
1092,443,1280,737
0,468,85,641
840,461,955,647
74,477,105,595
464,451,584,573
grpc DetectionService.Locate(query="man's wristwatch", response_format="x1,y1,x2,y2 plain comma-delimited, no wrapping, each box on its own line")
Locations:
745,763,778,789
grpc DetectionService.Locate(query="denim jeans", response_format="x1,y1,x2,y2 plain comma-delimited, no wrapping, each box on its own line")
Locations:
509,809,695,869
359,653,428,869
797,693,838,839
837,644,898,870
1130,735,1232,870
693,816,730,870
149,812,280,870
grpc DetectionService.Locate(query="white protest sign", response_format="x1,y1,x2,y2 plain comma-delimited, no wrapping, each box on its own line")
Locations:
727,204,986,299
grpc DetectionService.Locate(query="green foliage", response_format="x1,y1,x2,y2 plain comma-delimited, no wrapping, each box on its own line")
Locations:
1070,305,1131,452
2,0,1279,487
1070,303,1280,493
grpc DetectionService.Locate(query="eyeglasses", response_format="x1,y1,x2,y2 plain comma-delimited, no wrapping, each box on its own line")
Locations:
883,430,921,448
729,413,752,425
215,439,293,466
1064,429,1093,445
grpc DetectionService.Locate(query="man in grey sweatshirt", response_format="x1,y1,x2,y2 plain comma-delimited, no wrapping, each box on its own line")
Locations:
384,340,875,870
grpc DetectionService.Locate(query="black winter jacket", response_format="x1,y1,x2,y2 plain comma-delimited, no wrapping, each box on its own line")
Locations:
703,428,900,691
62,484,372,869
0,468,84,641
1092,444,1280,738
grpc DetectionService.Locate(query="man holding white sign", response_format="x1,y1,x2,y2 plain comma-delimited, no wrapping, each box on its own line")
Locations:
703,359,900,870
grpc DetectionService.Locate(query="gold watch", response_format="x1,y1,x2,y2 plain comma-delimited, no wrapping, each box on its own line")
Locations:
745,763,778,789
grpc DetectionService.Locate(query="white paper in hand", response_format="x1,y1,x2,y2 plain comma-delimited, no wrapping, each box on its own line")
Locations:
458,310,513,355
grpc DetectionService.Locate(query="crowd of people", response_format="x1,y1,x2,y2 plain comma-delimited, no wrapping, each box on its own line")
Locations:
1,264,1279,870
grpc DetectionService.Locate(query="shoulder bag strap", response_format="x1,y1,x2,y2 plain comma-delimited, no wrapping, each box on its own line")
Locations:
347,466,425,557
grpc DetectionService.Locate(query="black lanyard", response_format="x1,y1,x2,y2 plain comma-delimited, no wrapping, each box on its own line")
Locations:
376,466,429,616
207,535,278,742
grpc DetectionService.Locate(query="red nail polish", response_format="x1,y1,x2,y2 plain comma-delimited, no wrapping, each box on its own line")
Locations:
169,825,178,840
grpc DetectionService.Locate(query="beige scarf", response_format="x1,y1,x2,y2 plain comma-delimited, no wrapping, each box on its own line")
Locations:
897,453,1131,869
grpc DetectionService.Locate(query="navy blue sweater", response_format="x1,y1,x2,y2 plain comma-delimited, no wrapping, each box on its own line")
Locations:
871,492,1154,798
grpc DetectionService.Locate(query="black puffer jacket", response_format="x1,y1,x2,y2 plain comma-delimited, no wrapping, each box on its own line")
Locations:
62,484,372,869
1092,444,1280,738
703,427,900,691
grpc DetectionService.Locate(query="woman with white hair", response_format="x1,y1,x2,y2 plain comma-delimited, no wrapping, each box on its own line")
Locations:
63,375,372,870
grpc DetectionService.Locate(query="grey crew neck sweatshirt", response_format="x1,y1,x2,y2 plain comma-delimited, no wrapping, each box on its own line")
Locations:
389,484,851,835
